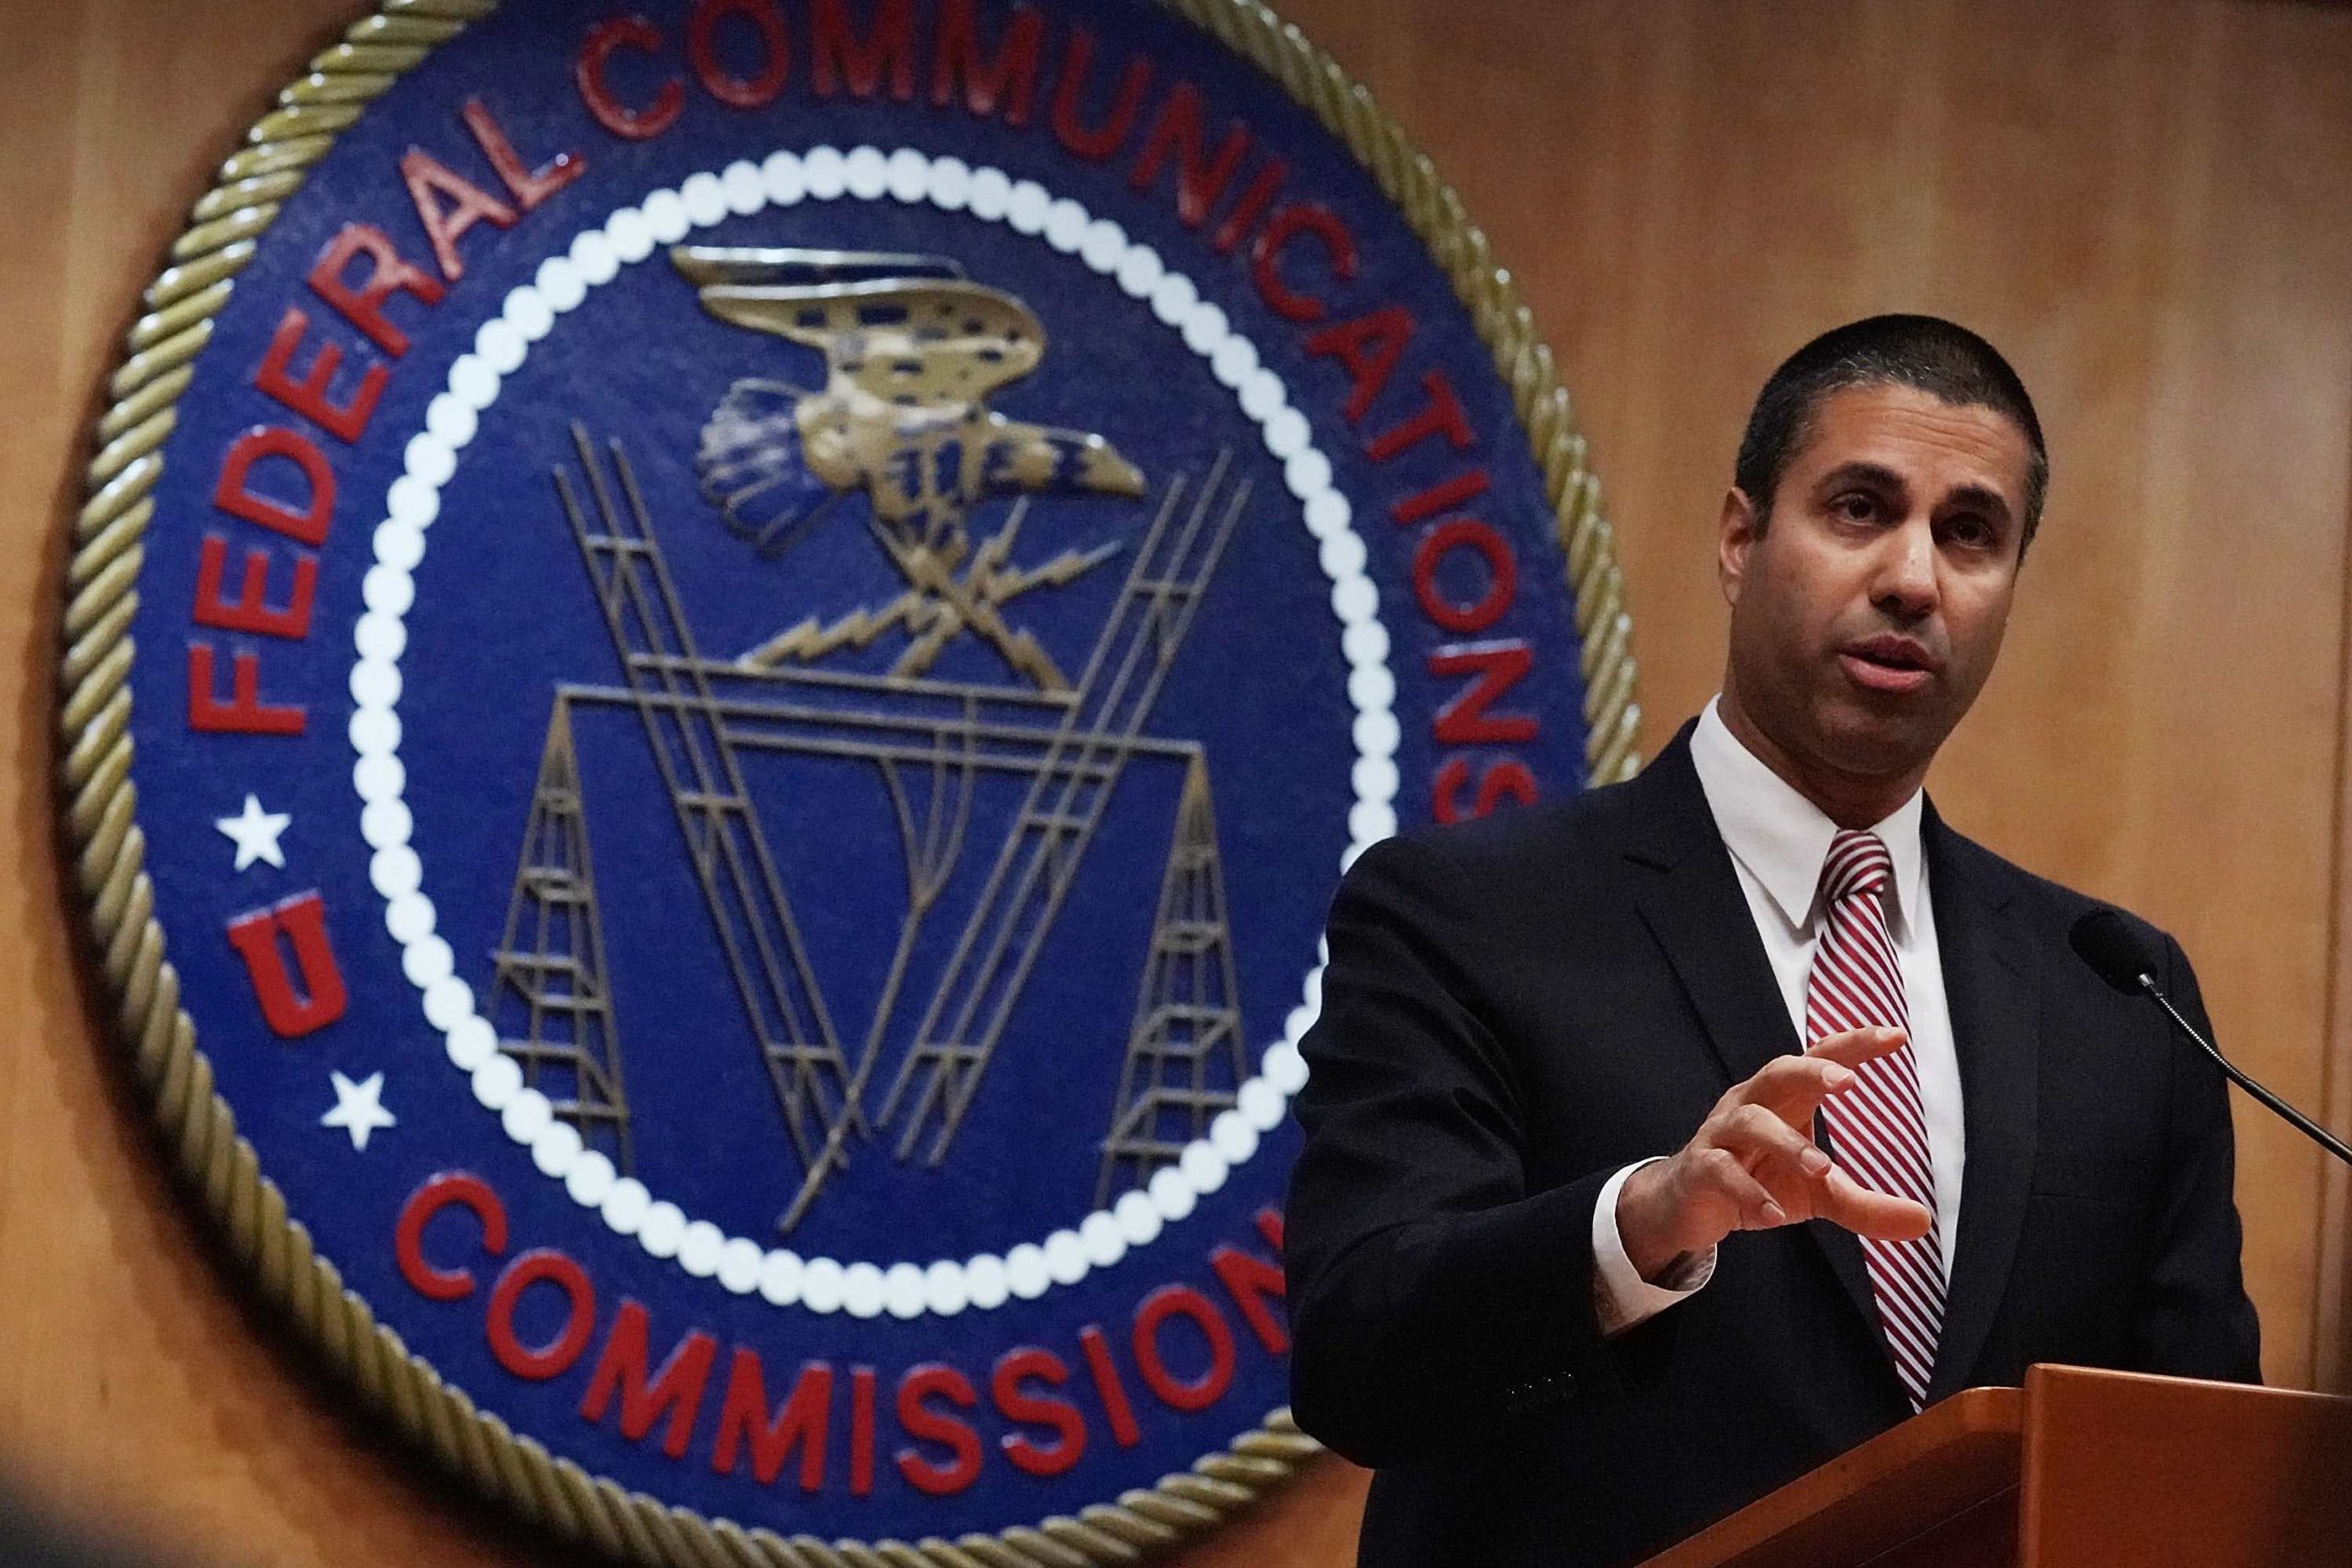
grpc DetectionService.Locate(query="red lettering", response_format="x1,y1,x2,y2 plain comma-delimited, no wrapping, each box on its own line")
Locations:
1078,1324,1140,1447
580,1301,718,1460
308,224,445,357
809,0,915,100
1412,519,1516,635
1208,156,1284,256
712,1351,831,1490
462,98,584,210
895,1363,982,1496
687,0,789,108
1131,1285,1235,1414
253,307,384,443
1304,304,1409,423
224,892,346,1034
1252,204,1356,323
214,426,334,547
1392,466,1490,526
393,1172,508,1302
1366,368,1473,462
187,644,304,736
990,1348,1087,1477
933,0,1044,125
1050,26,1151,161
1128,82,1249,229
577,16,683,140
1256,1209,1284,1250
1209,1244,1289,1356
850,1365,876,1496
1434,755,1538,823
193,536,316,641
401,149,518,285
1430,641,1538,745
485,1249,596,1381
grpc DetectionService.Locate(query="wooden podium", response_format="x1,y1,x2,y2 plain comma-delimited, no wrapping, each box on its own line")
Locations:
1641,1365,2352,1567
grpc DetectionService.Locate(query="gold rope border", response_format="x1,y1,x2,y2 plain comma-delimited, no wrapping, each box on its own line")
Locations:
57,0,1642,1563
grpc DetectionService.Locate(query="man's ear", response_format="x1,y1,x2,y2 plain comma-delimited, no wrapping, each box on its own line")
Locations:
1719,487,1761,606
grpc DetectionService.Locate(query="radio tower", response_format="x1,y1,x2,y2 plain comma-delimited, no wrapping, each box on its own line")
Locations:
484,696,633,1171
1095,755,1246,1205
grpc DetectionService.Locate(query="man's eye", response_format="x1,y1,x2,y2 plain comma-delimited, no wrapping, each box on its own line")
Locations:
1946,516,1992,547
1832,493,1876,523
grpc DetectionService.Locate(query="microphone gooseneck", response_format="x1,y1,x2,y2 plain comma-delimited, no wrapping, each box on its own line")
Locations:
2067,910,2352,1168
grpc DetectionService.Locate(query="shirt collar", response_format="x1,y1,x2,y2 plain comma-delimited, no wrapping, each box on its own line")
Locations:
1688,696,1926,939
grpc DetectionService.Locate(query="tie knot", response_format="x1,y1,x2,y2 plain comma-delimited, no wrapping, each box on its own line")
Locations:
1821,829,1894,904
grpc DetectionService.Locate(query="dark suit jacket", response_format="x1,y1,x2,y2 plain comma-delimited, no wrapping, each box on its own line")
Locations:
1283,727,2260,1568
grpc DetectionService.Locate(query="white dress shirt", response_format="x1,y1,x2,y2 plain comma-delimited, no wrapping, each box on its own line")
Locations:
1591,697,1967,1334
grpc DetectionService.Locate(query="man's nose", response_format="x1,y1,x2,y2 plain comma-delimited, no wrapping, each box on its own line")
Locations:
1872,517,1939,615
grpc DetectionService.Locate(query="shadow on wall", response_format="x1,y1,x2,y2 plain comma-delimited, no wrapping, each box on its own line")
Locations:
0,1484,210,1568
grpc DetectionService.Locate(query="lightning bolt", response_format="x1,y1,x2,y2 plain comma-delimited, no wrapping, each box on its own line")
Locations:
733,501,1123,684
974,539,1124,603
737,590,928,668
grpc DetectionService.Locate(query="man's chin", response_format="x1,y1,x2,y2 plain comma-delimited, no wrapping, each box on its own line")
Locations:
1813,704,1947,784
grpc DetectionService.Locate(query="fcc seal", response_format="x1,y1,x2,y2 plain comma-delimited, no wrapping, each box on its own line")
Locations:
63,0,1634,1559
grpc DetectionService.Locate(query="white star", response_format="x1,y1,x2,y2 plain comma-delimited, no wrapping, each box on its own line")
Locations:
215,794,291,871
322,1070,396,1152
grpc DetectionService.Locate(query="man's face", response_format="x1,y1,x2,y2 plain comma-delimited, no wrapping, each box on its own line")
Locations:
1720,381,2030,790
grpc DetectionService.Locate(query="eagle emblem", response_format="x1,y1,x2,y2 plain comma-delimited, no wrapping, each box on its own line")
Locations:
679,247,1147,690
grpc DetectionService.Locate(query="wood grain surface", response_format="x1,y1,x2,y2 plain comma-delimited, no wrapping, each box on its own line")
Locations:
2017,1365,2352,1566
4,2,2349,1564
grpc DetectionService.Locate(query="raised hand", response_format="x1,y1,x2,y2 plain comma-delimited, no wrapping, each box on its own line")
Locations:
1614,1026,1934,1281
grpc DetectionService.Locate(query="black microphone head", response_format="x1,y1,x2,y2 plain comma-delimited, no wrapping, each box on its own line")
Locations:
2069,908,2160,996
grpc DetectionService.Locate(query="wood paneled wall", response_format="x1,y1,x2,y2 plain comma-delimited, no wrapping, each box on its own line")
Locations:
4,3,2347,1564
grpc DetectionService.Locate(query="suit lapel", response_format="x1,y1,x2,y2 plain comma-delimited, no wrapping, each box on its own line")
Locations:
1921,809,2040,1403
1623,730,1881,1336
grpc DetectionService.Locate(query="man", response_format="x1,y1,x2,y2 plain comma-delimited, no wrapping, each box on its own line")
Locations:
1283,316,2261,1568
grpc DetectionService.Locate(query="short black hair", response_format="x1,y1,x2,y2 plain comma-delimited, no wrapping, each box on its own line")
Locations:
1734,314,2048,551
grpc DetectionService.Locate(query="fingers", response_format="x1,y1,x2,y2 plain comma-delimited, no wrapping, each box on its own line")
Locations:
1694,1147,1785,1230
1684,1105,1832,1232
1715,1031,1905,1126
1682,1143,1933,1244
1731,1053,1860,1124
1663,1135,1934,1254
1703,1100,1938,1244
1804,1026,1908,1073
1793,1031,1934,1243
1699,1141,1934,1245
1659,1030,1930,1256
1815,1167,1935,1243
1719,1103,1833,1190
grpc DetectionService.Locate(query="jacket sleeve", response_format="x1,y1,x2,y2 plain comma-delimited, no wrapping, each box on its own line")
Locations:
2131,933,2263,1381
1282,831,1673,1468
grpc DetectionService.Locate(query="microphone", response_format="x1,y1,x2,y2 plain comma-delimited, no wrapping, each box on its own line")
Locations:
2069,909,2352,1167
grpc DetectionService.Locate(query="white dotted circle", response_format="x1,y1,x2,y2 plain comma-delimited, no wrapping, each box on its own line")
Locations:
353,147,1385,1317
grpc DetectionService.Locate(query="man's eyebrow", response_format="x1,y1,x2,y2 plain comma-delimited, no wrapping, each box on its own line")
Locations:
1939,482,2016,525
1813,464,2017,525
1814,461,1908,497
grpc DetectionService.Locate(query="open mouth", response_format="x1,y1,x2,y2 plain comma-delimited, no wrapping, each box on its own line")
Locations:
1839,637,1939,693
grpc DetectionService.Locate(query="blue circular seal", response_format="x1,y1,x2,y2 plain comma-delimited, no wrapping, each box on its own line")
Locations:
74,0,1633,1555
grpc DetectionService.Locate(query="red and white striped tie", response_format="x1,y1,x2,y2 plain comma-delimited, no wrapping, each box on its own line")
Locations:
1806,829,1945,1410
